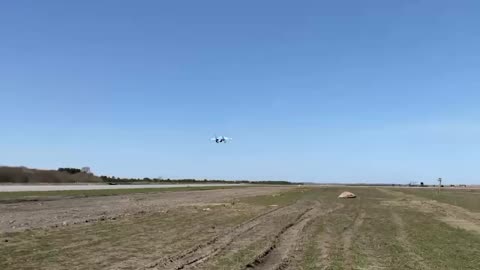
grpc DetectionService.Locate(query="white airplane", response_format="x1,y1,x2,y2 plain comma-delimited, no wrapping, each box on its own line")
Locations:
210,135,233,143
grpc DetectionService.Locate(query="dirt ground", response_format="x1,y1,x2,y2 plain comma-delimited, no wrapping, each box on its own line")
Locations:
0,186,292,233
1,186,480,270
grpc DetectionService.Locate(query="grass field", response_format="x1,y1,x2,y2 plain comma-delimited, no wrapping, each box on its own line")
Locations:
1,186,479,270
392,187,480,212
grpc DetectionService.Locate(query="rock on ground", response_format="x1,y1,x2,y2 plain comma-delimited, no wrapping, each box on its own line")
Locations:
338,191,356,198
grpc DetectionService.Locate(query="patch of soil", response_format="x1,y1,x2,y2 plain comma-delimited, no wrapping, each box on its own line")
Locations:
143,202,298,270
0,187,293,233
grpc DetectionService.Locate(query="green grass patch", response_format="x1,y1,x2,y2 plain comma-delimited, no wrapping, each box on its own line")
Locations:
401,208,480,269
394,188,480,212
210,242,262,270
301,221,324,270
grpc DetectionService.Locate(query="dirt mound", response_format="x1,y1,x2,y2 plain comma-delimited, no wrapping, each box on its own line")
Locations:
0,166,102,183
338,191,356,198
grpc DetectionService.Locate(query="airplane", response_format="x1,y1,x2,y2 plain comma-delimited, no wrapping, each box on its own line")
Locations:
210,135,233,143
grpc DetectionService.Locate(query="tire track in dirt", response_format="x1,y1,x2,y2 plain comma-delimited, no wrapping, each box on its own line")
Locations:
311,205,346,270
277,204,344,270
342,210,365,269
315,220,334,270
243,207,314,270
142,203,297,270
243,202,341,270
391,212,430,270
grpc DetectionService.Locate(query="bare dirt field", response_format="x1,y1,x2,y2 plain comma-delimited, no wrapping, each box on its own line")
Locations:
1,186,480,270
0,186,290,233
0,184,246,192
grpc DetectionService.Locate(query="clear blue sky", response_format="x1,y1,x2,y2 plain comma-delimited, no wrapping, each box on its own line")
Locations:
2,1,480,184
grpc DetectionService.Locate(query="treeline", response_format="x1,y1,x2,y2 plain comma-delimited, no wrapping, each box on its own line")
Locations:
99,176,296,185
0,166,101,183
58,168,82,174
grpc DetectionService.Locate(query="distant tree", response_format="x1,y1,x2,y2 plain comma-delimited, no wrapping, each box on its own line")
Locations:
58,168,81,174
420,182,424,187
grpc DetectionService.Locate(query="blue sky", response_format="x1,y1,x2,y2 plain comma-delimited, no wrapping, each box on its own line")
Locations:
1,1,480,184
